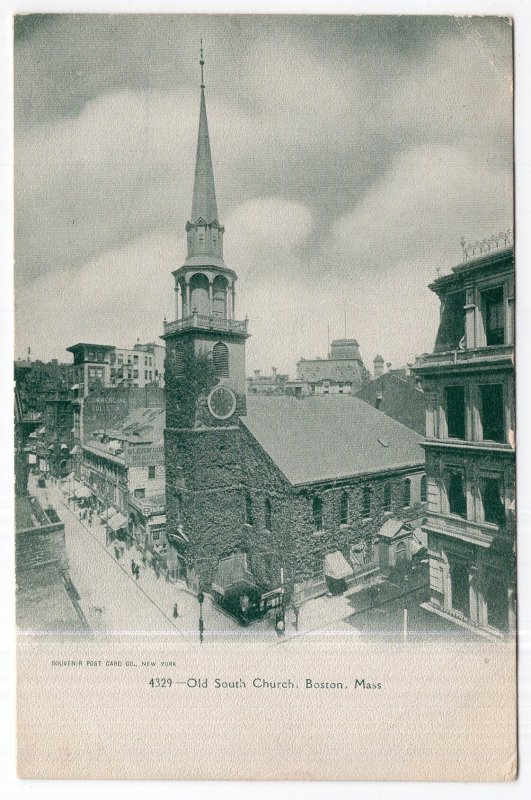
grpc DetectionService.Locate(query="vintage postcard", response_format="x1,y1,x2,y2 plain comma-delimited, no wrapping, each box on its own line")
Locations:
13,13,516,781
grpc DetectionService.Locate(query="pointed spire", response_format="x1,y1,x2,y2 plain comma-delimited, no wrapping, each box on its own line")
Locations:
190,43,219,225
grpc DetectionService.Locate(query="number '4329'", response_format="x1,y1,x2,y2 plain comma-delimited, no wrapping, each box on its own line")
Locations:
149,678,172,687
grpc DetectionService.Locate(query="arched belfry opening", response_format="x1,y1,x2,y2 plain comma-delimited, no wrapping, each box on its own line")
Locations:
212,275,228,318
189,273,210,316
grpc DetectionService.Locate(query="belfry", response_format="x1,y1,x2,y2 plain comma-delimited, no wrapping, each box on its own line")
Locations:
162,46,250,590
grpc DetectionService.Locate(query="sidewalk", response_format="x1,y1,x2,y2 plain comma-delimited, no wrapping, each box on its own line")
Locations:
31,474,427,646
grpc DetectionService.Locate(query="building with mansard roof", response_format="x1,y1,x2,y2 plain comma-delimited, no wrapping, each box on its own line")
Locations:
412,236,515,636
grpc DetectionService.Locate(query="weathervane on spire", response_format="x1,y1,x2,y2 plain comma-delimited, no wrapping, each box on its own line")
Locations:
200,39,205,89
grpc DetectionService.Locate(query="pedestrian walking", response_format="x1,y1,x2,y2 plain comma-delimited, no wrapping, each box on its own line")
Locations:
134,564,140,580
173,603,179,618
131,559,136,577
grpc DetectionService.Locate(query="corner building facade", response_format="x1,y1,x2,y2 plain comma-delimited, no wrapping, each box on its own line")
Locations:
412,243,515,635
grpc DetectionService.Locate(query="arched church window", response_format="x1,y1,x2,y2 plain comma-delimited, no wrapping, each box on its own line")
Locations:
340,492,349,525
403,478,411,507
264,498,272,532
245,493,254,526
212,343,229,377
383,482,392,512
312,496,323,532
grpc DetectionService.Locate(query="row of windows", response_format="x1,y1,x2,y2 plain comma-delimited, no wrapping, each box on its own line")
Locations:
110,353,154,367
85,351,106,362
445,382,505,442
244,477,427,534
445,471,505,525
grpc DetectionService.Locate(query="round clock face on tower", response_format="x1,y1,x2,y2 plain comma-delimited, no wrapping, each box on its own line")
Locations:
207,385,237,420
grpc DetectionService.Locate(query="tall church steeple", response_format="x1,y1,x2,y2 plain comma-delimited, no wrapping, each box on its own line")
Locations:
185,44,225,267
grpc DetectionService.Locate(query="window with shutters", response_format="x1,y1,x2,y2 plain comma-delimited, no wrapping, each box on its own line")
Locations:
420,475,428,503
212,342,229,377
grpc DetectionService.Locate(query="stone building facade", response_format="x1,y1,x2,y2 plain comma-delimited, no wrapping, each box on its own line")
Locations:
162,58,427,610
295,338,370,395
79,407,167,553
412,238,515,635
355,371,426,435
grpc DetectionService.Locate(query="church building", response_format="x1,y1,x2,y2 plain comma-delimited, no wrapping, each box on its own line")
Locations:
162,53,427,611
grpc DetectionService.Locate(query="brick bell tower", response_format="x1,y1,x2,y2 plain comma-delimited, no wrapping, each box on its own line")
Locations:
162,46,250,590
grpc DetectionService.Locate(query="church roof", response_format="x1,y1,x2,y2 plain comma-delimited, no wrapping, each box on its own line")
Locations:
241,395,424,486
190,87,219,225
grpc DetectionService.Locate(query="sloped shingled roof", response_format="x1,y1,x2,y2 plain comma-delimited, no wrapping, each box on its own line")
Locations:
242,395,424,486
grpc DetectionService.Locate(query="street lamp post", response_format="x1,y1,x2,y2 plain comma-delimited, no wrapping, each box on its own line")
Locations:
198,591,205,644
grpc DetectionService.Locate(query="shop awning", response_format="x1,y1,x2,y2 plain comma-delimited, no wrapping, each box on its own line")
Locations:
99,506,117,522
70,384,80,390
69,445,79,455
212,553,256,597
150,515,166,526
74,485,92,499
60,443,69,450
108,512,127,532
29,431,37,439
324,551,353,580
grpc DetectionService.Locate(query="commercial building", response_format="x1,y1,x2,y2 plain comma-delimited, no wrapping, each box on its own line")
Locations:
412,234,515,635
247,367,289,395
80,406,166,555
67,341,165,399
293,339,370,396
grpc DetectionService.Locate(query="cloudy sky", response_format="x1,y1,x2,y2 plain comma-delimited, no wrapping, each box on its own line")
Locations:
14,14,513,374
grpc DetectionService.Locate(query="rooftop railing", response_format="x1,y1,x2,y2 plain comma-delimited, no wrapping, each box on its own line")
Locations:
460,229,513,262
163,313,248,336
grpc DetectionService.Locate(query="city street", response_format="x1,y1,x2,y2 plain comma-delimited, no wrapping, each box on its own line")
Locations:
27,475,482,647
29,474,264,644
